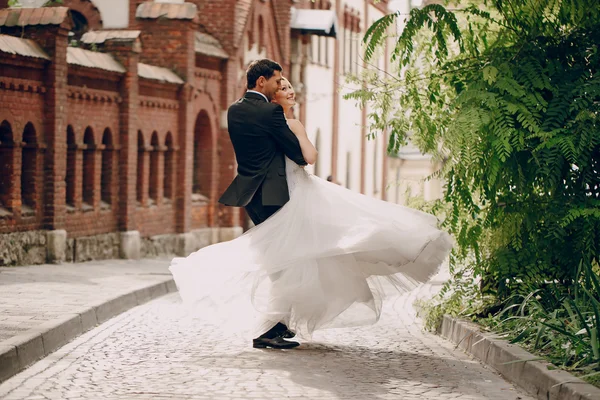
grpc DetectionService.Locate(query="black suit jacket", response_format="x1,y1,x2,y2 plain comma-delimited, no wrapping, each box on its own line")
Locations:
218,92,307,207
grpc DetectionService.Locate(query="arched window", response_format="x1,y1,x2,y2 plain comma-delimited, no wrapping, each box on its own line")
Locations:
101,128,113,207
192,111,213,202
21,122,37,212
82,127,95,207
164,132,174,201
0,120,14,211
136,131,145,204
149,132,159,203
66,126,76,207
69,10,89,42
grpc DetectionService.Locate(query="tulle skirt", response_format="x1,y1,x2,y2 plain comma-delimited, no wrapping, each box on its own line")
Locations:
170,169,453,340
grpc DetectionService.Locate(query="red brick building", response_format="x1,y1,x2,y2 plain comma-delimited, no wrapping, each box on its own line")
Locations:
0,0,393,266
0,0,319,266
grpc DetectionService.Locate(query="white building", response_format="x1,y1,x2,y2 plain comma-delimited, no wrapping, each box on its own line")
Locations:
291,0,392,201
292,0,442,205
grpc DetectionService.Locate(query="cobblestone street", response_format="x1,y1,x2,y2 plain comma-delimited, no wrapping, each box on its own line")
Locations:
0,287,533,400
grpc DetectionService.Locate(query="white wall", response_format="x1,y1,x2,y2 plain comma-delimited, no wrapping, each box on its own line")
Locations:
91,0,129,28
335,0,371,191
303,35,335,179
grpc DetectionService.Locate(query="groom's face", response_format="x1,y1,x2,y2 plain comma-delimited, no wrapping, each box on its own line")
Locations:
261,70,282,101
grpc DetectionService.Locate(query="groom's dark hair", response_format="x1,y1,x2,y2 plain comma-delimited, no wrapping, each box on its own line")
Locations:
246,59,282,89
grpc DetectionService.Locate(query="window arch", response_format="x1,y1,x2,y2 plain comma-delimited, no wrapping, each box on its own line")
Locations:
61,0,103,37
0,120,14,211
164,132,174,201
193,110,213,200
66,126,76,207
136,131,145,204
82,127,95,207
21,122,38,212
149,131,159,203
69,10,89,41
101,128,113,206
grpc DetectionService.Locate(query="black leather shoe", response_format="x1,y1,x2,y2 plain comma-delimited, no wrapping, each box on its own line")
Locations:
271,322,296,338
252,336,300,349
281,329,296,339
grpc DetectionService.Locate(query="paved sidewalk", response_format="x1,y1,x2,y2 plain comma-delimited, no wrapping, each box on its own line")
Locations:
0,282,534,400
0,258,175,382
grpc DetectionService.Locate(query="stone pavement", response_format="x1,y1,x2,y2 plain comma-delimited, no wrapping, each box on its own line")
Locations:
0,258,175,382
0,278,534,400
0,258,173,343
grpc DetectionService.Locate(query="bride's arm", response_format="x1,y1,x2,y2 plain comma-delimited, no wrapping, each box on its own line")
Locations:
286,119,318,165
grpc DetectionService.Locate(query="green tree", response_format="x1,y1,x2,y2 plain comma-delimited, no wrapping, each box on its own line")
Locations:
353,0,600,295
352,0,600,376
7,0,63,7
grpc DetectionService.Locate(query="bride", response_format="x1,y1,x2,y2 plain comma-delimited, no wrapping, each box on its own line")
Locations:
170,70,453,349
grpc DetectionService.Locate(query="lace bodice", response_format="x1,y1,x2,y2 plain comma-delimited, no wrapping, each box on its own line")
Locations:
285,157,309,195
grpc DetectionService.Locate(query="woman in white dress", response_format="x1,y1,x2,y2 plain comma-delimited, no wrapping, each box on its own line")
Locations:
170,78,453,346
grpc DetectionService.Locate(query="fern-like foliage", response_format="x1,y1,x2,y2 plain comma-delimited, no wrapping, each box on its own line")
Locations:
351,0,600,299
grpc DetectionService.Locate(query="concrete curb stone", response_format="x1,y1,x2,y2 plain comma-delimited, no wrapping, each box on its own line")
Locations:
0,279,177,384
440,315,600,400
0,345,18,383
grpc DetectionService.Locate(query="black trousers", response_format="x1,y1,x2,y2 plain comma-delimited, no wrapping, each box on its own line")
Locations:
244,188,282,226
244,188,288,339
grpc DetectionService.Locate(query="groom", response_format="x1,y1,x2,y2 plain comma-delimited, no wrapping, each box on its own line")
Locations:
219,59,307,349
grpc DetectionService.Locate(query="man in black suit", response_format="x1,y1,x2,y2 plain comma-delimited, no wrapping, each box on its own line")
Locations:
219,59,307,349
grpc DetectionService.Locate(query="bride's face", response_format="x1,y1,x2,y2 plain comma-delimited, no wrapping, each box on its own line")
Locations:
273,79,296,109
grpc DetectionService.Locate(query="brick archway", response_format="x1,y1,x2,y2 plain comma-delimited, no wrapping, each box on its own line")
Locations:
0,120,14,211
82,127,95,206
56,0,103,31
100,128,114,206
192,110,213,199
20,122,39,211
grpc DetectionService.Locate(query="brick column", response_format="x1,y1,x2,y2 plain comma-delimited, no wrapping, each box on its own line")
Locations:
10,143,22,215
175,84,193,233
38,27,69,230
92,146,103,209
154,147,165,206
216,59,241,229
31,144,46,212
104,36,142,258
0,143,20,213
136,7,198,242
2,8,73,263
140,148,150,208
73,147,83,210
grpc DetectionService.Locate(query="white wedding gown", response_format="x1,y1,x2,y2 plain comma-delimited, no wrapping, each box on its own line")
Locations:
170,157,453,339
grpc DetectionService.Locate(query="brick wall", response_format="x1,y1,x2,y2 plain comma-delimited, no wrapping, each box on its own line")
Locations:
0,67,47,234
189,0,237,54
64,77,122,238
0,0,297,264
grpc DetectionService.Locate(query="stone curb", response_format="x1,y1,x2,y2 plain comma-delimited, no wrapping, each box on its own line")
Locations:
439,315,600,400
0,278,177,384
